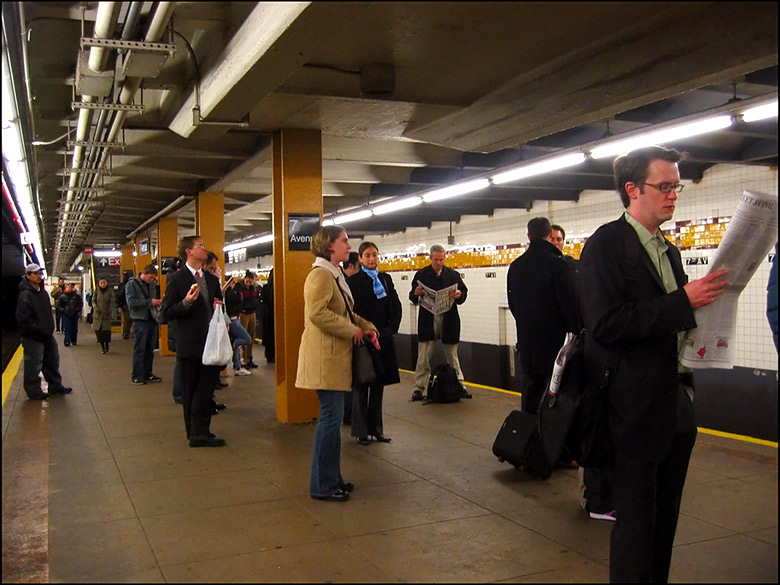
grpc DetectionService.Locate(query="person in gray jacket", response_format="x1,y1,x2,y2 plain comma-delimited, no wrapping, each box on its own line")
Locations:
15,264,73,399
126,264,162,384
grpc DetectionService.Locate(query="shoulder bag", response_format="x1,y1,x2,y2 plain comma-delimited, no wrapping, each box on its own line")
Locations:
335,276,384,387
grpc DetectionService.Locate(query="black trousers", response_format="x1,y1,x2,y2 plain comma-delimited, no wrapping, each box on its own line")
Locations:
178,357,221,439
609,387,697,583
350,382,385,438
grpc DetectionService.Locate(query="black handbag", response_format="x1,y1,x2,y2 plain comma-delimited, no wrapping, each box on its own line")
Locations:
335,277,383,387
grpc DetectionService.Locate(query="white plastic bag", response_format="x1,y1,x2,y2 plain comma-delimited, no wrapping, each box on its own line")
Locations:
202,303,233,366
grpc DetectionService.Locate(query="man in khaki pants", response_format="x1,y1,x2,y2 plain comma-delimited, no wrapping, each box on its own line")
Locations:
237,271,260,369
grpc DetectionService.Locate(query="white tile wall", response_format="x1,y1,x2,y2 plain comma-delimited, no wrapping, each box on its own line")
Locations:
358,163,778,372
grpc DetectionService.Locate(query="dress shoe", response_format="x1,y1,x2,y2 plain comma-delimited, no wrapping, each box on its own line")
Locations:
212,401,227,411
28,392,49,400
145,374,162,383
246,361,259,369
189,435,226,447
460,386,473,399
311,489,349,502
356,436,371,445
373,434,392,443
131,378,146,385
339,481,355,493
411,389,424,401
63,341,70,347
49,386,73,395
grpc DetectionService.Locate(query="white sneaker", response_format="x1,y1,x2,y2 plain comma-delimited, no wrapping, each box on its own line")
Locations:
588,509,617,522
235,367,252,376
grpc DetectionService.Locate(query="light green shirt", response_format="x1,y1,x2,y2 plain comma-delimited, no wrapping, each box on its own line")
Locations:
624,212,692,381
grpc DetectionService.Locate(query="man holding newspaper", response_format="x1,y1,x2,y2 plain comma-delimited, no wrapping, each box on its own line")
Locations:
409,244,470,401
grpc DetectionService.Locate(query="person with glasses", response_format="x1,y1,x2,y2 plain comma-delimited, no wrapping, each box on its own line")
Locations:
160,236,226,447
579,145,728,582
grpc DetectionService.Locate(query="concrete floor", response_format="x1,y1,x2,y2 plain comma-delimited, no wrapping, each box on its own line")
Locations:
2,333,778,583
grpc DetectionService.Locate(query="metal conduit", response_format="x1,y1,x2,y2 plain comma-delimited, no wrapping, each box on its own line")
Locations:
56,2,176,274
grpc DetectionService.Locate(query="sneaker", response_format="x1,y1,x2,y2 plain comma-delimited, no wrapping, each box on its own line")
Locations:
145,374,162,383
235,367,252,376
131,378,146,385
411,389,424,402
588,509,617,522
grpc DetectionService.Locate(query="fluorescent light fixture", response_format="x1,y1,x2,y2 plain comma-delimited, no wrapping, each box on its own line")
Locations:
589,115,733,159
741,100,778,123
371,196,422,215
322,218,335,226
92,250,121,258
422,178,490,203
491,152,587,185
333,209,373,224
223,233,274,252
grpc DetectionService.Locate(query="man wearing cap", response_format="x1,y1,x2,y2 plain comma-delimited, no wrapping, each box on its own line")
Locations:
15,264,73,400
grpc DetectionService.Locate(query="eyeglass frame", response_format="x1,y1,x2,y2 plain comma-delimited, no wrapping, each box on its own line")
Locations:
190,243,207,250
641,181,685,193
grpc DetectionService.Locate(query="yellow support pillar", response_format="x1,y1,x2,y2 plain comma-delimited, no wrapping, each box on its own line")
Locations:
273,129,322,424
196,191,225,270
120,243,134,335
157,216,178,357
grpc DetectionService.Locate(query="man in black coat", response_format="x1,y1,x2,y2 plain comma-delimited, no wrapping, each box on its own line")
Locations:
409,244,470,401
507,217,579,414
160,236,226,447
15,264,72,399
580,146,728,582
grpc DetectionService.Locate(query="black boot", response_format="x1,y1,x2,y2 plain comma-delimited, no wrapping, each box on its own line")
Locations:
102,341,108,354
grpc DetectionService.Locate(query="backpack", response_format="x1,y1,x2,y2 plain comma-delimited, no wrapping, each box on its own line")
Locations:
424,363,462,404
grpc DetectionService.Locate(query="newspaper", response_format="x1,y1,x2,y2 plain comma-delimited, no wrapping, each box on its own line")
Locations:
680,189,778,369
418,282,458,315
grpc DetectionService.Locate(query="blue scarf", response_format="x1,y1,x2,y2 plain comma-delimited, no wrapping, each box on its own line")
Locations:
362,266,387,299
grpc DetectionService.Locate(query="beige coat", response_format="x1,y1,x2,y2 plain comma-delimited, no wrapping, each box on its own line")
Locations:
296,267,376,391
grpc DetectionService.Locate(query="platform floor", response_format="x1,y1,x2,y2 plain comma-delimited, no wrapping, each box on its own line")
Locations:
2,333,778,583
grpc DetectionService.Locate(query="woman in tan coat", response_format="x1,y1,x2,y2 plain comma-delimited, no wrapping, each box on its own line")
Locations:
297,225,378,502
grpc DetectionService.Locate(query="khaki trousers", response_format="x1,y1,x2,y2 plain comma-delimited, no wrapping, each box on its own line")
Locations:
239,312,256,364
413,313,463,391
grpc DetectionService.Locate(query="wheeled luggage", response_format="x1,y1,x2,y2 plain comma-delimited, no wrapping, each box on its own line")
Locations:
492,410,553,479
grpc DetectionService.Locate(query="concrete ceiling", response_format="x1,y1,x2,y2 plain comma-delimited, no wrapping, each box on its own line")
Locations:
6,1,778,273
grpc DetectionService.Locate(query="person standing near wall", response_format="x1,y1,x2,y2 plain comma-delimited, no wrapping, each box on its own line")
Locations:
16,264,73,399
126,265,162,385
409,244,470,401
57,283,83,347
580,145,728,583
236,271,261,369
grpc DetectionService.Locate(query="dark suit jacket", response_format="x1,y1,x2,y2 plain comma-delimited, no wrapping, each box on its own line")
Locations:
580,215,697,461
409,265,467,344
348,269,402,385
160,267,223,359
507,238,580,378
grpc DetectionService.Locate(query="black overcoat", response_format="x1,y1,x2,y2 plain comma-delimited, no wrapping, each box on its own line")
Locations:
348,269,402,385
409,264,467,344
580,215,697,461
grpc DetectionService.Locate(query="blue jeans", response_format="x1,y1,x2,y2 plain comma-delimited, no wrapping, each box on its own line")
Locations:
310,390,346,497
229,318,252,370
131,320,158,380
62,314,79,344
21,336,66,397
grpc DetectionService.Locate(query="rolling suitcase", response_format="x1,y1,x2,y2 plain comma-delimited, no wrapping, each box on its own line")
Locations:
492,410,554,479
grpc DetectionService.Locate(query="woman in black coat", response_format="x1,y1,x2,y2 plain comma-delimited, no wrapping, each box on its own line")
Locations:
347,241,402,444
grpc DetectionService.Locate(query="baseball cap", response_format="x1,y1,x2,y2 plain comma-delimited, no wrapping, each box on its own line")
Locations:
25,263,43,274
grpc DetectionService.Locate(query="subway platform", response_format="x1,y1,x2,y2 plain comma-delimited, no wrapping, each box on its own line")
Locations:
2,333,777,583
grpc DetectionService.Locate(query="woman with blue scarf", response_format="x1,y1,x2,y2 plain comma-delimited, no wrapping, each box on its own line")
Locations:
347,241,402,444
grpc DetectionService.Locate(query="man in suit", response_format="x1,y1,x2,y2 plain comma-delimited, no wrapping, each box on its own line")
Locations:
409,244,470,401
160,235,226,447
580,145,728,582
550,223,580,287
507,217,579,414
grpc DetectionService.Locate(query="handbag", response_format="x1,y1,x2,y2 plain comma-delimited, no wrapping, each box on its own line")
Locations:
335,277,382,387
202,303,233,366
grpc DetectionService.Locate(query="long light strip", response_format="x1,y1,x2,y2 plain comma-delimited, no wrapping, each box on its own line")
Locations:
421,178,490,203
332,208,373,224
371,196,423,215
92,250,122,258
741,100,778,123
223,233,274,252
589,115,734,159
491,152,587,185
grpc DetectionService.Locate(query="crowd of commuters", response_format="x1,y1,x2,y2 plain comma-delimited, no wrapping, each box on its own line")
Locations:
17,143,778,584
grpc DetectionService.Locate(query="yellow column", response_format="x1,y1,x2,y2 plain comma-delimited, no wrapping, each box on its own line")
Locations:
196,191,225,270
157,216,178,357
273,129,322,423
120,243,134,334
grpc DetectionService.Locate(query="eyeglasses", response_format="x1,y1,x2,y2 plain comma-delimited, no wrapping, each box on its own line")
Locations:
191,244,206,250
642,182,684,193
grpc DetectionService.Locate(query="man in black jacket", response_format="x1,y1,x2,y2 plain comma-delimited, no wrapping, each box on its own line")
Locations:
580,146,728,582
409,244,470,401
15,264,72,399
160,236,226,447
507,217,579,414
